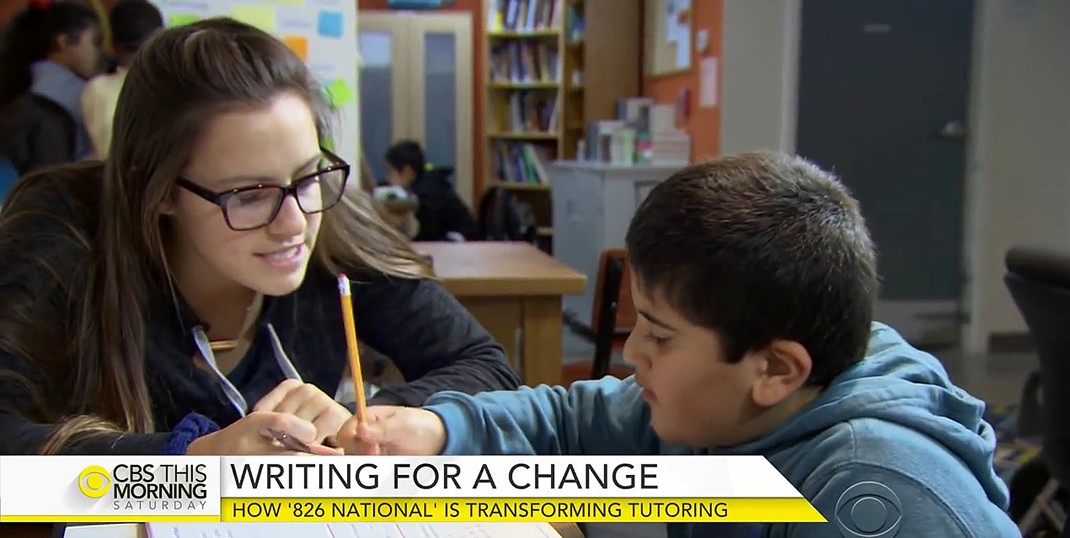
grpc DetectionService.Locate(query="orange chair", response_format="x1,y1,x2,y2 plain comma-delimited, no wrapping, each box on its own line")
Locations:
561,249,636,385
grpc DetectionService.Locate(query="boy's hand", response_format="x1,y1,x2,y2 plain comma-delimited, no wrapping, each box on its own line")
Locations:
253,379,352,444
333,406,446,456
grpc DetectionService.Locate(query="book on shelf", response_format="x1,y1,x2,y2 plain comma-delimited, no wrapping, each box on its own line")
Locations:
493,141,553,185
487,0,559,33
581,100,691,166
504,91,560,133
564,1,583,43
489,41,560,84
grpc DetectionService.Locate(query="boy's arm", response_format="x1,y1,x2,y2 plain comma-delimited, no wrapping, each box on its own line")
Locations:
785,464,1019,538
424,377,662,455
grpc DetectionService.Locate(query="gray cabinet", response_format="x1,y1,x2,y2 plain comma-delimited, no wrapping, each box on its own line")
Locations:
550,161,684,330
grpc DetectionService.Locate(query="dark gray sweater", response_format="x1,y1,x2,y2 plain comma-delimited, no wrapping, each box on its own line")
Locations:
0,169,520,454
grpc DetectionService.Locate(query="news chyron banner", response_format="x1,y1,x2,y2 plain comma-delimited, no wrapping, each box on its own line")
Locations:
0,456,824,524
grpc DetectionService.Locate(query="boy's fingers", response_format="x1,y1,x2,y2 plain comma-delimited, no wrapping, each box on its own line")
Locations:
348,441,381,456
356,422,385,443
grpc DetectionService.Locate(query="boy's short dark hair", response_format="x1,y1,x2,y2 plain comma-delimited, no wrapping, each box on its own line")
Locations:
625,151,878,385
109,0,163,54
385,140,425,174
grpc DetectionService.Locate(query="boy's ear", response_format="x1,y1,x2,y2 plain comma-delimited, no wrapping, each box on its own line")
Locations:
750,340,812,407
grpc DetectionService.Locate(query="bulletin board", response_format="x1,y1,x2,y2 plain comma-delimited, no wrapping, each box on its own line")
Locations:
148,0,361,170
644,0,692,77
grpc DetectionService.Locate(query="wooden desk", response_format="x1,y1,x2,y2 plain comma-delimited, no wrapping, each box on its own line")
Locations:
414,242,587,387
11,522,584,537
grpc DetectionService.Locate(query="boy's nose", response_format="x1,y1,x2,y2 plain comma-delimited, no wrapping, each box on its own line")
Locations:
621,332,645,369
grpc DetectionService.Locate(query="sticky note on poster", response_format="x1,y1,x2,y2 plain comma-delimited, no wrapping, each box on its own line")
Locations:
232,5,277,33
283,35,309,61
325,79,355,108
167,13,200,27
317,10,344,38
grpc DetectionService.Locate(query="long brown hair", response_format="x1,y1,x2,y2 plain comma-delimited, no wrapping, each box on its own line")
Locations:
0,18,428,453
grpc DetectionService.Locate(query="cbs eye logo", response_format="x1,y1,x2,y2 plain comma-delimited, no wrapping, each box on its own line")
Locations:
78,465,112,499
834,481,902,537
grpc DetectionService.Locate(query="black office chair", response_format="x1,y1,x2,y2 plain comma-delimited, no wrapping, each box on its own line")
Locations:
590,254,625,379
560,249,634,385
1004,244,1070,534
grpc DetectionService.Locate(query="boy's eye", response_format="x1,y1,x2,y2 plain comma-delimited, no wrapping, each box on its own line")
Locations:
645,334,670,346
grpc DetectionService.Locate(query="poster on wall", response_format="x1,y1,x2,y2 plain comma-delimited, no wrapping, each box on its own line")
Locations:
149,0,361,176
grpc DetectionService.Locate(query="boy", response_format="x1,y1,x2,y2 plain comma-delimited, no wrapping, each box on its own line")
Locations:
337,152,1019,537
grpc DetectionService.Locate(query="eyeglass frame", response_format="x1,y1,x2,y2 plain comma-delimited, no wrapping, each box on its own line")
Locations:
174,147,351,231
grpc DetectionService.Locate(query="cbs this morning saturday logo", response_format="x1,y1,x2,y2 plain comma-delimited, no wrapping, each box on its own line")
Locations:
77,463,211,511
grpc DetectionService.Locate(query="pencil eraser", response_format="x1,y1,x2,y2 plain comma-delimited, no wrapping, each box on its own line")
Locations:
337,273,351,296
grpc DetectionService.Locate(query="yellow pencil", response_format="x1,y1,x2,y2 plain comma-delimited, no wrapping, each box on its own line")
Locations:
338,273,367,424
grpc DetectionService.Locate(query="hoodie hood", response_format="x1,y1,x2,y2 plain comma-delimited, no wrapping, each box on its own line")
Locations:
731,322,1007,508
416,166,456,187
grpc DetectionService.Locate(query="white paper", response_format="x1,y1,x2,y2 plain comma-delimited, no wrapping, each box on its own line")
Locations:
62,524,141,538
146,523,332,538
328,522,562,538
667,0,692,68
145,522,561,538
699,56,718,108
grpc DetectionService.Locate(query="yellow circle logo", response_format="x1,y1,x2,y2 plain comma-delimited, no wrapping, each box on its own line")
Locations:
78,465,112,498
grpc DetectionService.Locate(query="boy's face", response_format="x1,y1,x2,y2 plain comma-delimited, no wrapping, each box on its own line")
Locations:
623,277,805,448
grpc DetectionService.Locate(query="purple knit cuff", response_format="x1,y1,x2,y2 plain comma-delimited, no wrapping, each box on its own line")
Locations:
164,413,220,455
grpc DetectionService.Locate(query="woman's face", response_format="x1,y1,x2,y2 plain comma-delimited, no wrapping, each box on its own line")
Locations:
165,92,326,297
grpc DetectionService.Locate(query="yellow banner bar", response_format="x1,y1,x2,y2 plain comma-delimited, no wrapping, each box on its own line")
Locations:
220,497,826,523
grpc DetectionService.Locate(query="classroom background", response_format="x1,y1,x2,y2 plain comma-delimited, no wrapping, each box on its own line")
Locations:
0,0,1068,537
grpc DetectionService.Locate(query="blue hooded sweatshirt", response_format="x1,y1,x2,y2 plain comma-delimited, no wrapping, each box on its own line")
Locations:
424,323,1020,537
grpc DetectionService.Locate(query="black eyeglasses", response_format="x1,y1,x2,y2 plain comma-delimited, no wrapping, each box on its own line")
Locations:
176,148,350,231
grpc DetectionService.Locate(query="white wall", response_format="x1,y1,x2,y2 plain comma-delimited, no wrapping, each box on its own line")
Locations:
964,0,1070,352
719,0,799,155
721,0,1070,355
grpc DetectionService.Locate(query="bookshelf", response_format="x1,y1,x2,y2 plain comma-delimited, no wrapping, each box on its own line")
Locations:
482,0,640,249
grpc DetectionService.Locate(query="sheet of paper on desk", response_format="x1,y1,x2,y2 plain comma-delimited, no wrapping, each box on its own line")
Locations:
328,522,562,538
145,523,562,538
145,523,332,538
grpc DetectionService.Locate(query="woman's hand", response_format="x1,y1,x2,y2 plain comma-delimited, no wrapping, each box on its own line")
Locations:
185,412,341,455
253,379,352,444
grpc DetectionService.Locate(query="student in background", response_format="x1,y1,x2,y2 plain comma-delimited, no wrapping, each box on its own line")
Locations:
0,19,519,456
82,0,163,159
0,1,103,170
385,140,481,242
340,152,1020,537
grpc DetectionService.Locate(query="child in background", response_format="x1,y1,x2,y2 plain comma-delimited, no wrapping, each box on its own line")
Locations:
339,152,1019,537
0,18,519,457
385,140,481,242
82,0,163,159
0,1,102,167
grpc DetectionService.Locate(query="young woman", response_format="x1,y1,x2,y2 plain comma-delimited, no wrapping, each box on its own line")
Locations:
0,1,103,170
0,18,520,456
